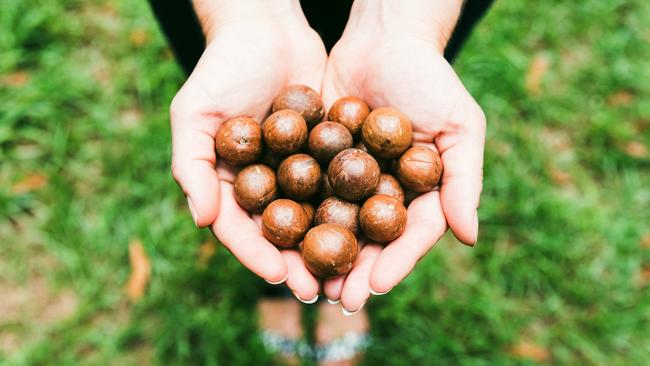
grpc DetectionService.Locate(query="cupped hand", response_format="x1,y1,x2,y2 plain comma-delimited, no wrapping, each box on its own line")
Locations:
321,19,486,312
170,4,326,301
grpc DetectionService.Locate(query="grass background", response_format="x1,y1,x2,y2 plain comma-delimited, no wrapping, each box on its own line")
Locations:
1,0,649,364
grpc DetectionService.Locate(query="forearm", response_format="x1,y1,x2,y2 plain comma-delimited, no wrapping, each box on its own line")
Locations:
192,0,308,41
345,0,464,52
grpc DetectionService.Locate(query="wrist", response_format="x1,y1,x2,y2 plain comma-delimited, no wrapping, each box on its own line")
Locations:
193,0,308,42
345,0,463,53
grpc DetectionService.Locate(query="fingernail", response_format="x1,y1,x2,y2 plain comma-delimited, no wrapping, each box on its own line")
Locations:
342,301,366,317
265,273,288,285
294,292,319,304
471,210,479,245
327,298,340,305
370,287,391,296
187,196,199,226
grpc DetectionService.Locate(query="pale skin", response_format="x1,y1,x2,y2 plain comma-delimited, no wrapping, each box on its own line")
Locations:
171,0,485,312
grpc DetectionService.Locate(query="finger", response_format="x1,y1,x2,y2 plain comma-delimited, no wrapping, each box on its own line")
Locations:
323,275,345,304
170,85,221,228
369,191,447,294
211,182,287,283
435,100,486,245
340,245,382,314
283,250,320,303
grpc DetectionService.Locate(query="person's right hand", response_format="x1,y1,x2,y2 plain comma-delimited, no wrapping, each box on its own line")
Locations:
170,0,327,302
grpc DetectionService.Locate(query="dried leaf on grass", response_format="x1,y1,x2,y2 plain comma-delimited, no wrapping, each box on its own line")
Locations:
197,240,218,268
129,29,150,46
607,90,635,107
549,166,573,187
11,174,48,194
641,233,650,249
525,54,550,96
623,141,648,158
509,341,550,362
637,265,650,286
2,71,31,87
126,239,151,302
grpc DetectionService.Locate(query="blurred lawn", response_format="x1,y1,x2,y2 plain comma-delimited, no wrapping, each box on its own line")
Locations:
1,0,649,365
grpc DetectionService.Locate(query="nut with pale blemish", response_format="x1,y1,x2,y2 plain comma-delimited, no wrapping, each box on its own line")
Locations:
395,146,442,192
359,194,407,243
215,117,262,165
302,223,358,278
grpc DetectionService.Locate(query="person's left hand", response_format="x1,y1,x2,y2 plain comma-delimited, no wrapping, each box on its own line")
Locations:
320,0,486,313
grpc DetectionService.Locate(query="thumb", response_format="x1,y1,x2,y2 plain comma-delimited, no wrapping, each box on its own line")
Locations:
170,82,221,227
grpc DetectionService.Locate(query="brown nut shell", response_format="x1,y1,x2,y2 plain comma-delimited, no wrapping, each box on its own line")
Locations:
272,85,324,128
327,148,380,201
395,146,443,192
308,122,353,164
233,164,279,213
361,107,413,158
277,154,321,200
359,194,407,243
302,223,358,278
262,110,308,155
319,172,336,200
374,174,405,204
314,197,360,234
262,199,310,248
328,96,370,138
215,117,262,165
300,202,315,225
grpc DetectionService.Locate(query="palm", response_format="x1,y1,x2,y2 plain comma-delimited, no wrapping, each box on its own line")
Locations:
324,34,469,137
322,34,486,310
171,22,327,300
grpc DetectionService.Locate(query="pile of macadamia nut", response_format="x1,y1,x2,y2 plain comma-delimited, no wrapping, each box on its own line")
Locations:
215,85,442,279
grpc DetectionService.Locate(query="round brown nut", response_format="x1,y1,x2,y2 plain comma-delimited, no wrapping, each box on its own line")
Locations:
354,141,393,173
272,85,324,128
328,96,370,138
262,199,310,248
319,172,335,200
233,164,279,213
395,146,443,192
262,110,308,155
327,148,380,201
300,202,315,225
302,223,358,278
361,107,413,158
374,174,405,204
277,154,321,200
308,122,353,164
215,117,262,165
314,197,360,234
359,194,407,243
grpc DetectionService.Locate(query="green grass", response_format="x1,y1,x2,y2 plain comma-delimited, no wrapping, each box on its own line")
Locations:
1,0,649,364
